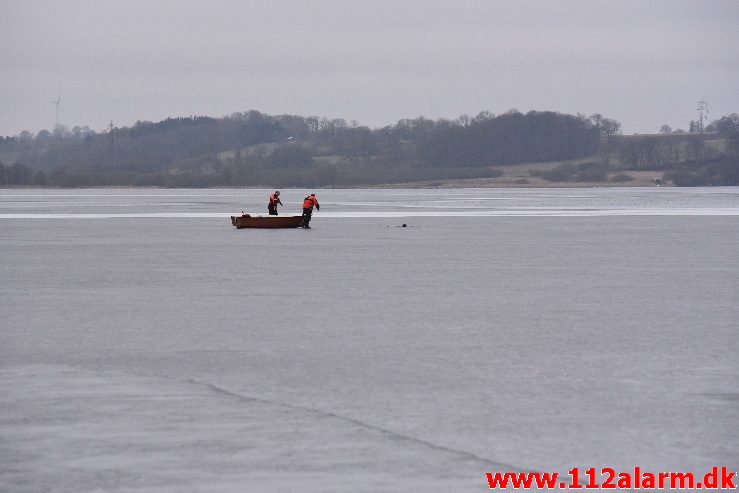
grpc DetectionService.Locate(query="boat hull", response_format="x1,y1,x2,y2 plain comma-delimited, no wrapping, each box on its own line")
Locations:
231,214,304,229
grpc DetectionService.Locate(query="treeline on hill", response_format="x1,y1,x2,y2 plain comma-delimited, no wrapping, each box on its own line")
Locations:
1,110,607,187
534,113,739,186
1,110,737,187
608,114,739,186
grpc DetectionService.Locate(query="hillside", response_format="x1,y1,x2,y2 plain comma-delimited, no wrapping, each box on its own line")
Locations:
1,110,737,187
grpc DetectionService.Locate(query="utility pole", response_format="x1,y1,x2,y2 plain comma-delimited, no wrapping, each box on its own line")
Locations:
108,121,115,166
52,86,61,127
697,100,709,135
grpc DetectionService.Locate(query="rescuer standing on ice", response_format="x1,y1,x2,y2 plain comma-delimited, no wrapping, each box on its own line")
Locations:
302,193,319,228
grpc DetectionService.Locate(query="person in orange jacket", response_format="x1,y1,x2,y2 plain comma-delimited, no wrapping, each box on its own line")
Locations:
267,190,282,215
301,193,319,228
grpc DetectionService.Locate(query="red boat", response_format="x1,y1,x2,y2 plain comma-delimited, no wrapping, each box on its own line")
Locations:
231,214,304,229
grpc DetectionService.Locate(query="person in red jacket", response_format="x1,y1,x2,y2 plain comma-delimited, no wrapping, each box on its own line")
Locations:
267,191,282,215
301,193,319,228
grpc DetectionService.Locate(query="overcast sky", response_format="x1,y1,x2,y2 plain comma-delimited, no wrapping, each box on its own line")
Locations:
2,0,738,135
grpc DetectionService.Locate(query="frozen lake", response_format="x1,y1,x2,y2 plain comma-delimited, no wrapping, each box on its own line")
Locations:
2,188,738,492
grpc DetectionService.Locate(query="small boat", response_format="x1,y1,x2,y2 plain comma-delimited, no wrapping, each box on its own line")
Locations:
231,214,304,229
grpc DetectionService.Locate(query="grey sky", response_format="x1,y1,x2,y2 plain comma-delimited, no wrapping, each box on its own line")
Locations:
2,0,737,135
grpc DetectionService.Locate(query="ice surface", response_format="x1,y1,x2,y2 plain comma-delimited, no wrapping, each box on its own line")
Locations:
0,365,492,493
1,188,738,492
2,187,739,218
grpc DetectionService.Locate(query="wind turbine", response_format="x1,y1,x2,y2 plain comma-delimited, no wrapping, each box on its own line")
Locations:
52,85,61,126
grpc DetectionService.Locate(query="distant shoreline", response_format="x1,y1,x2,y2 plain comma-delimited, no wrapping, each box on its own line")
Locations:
1,183,667,190
0,175,670,190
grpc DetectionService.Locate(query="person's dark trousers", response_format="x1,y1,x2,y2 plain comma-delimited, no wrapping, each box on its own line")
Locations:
302,208,312,227
268,204,278,215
